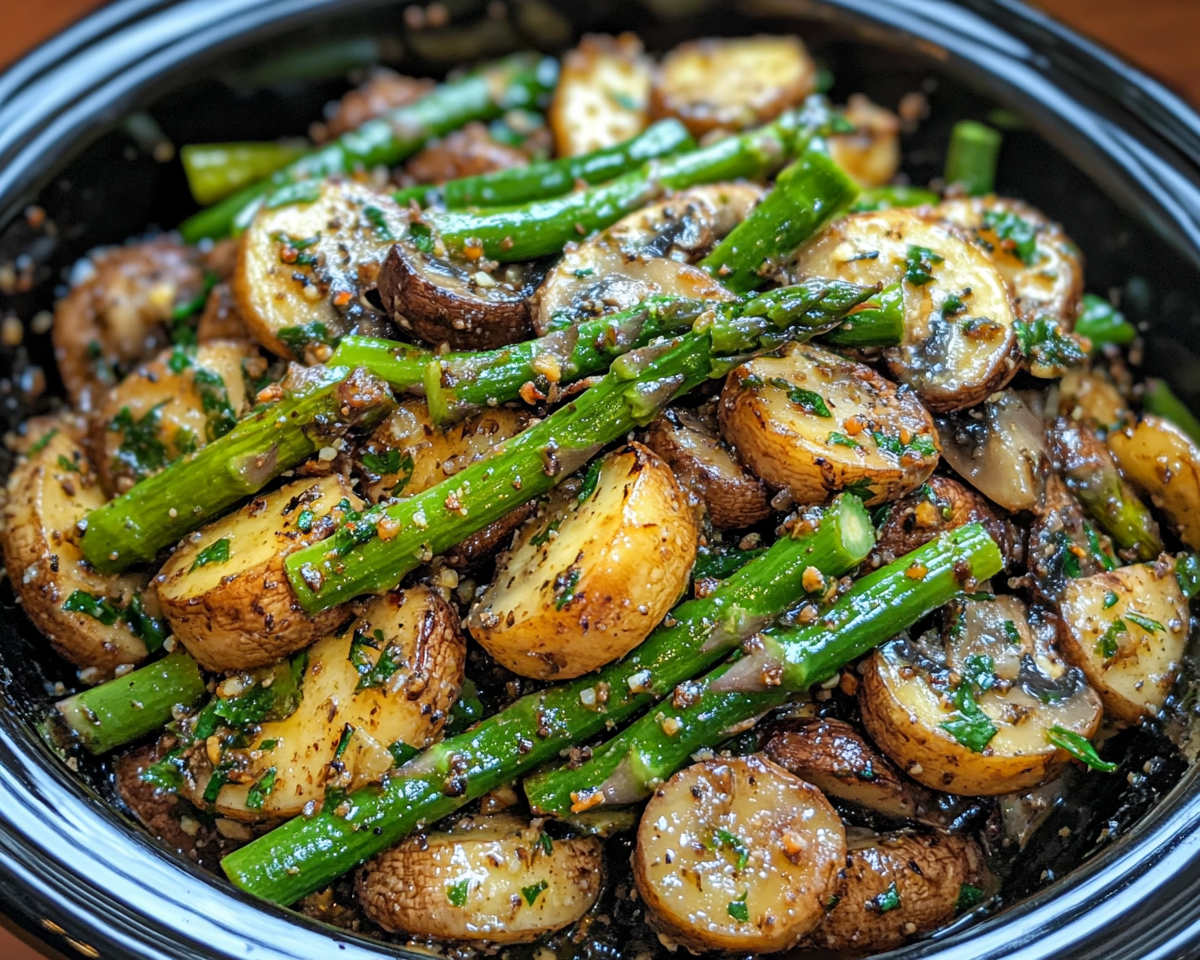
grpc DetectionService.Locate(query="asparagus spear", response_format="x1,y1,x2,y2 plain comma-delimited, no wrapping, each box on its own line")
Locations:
850,184,941,212
1143,377,1200,445
222,495,875,904
284,286,882,610
698,146,859,294
181,140,308,206
79,366,394,574
393,119,695,209
1075,293,1137,348
55,649,207,755
818,281,904,348
944,120,1002,196
525,523,1003,816
179,54,557,241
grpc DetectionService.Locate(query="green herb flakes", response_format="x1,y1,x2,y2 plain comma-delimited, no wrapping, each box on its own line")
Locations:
447,878,471,907
521,880,549,906
191,538,231,571
246,767,278,811
727,892,750,923
1047,725,1117,772
904,245,944,286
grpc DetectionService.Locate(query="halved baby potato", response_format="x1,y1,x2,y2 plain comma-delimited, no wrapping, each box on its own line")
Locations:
810,831,987,953
634,755,846,954
792,208,1020,412
358,814,604,943
192,586,465,820
89,340,252,496
859,594,1103,795
827,95,902,188
234,179,407,361
2,425,157,675
467,444,696,679
650,36,816,136
718,342,939,507
549,34,652,156
1058,369,1130,433
155,474,362,671
1056,563,1189,722
1108,415,1200,549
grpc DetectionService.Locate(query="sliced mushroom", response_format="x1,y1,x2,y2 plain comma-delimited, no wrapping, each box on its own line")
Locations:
155,474,361,671
550,34,652,156
467,444,697,679
792,208,1020,412
827,95,902,188
1108,414,1200,549
189,586,465,820
358,814,603,943
809,831,987,952
234,179,407,361
530,183,758,334
1027,474,1118,603
859,594,1103,795
376,240,546,350
650,36,816,136
642,403,772,529
718,342,939,507
634,755,845,953
936,389,1047,512
1056,563,1189,722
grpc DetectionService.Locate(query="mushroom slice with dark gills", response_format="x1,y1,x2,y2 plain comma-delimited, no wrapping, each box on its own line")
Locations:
792,208,1020,412
234,179,408,362
1026,474,1119,604
530,183,762,334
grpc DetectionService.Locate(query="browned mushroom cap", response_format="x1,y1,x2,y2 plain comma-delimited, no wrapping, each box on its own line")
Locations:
377,241,546,350
808,831,987,952
643,404,772,529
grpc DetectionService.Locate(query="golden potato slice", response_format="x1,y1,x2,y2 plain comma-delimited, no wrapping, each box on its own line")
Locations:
358,814,603,942
549,34,652,156
651,36,816,136
718,342,939,507
810,831,987,952
89,340,251,496
233,179,407,361
1056,563,1189,722
466,444,697,679
155,474,362,671
1108,415,1200,549
1058,369,1129,432
192,586,465,820
792,208,1019,412
860,595,1103,795
634,755,845,954
828,95,902,188
2,426,157,676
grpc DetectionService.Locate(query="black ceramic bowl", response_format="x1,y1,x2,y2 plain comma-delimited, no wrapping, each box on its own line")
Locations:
3,1,1200,958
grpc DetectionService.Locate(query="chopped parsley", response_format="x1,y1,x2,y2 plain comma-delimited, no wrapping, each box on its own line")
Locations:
333,723,355,760
110,402,170,478
530,519,561,548
192,367,237,441
276,321,334,356
124,593,167,653
1003,620,1022,646
408,222,436,255
940,655,998,752
62,590,121,625
904,245,944,286
982,209,1038,265
873,881,901,913
1095,619,1126,660
827,431,861,449
245,767,278,811
521,880,549,906
27,429,58,456
727,891,750,923
554,566,582,610
538,832,554,856
1047,725,1117,772
955,883,986,913
873,431,937,459
350,628,404,691
361,449,403,475
1014,316,1088,372
363,205,395,240
576,458,604,503
56,454,80,473
1104,590,1120,609
713,828,750,871
768,377,831,417
1125,611,1165,634
190,538,231,571
388,741,419,767
447,878,471,907
140,748,186,792
296,509,314,534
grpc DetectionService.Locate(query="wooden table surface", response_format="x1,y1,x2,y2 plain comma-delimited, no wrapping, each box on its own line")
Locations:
1,2,1198,960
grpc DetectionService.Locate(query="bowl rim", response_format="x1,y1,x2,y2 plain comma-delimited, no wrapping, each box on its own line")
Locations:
2,1,1200,959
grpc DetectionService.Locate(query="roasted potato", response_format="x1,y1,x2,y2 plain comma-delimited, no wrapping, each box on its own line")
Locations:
89,340,251,496
1108,415,1200,549
718,342,939,507
792,208,1020,412
860,594,1103,794
1056,563,1189,721
234,179,407,361
828,95,902,188
937,195,1083,326
190,586,465,820
155,474,362,671
810,831,987,952
53,238,210,411
634,755,845,953
358,814,603,942
650,36,816,136
467,444,697,679
1,425,157,676
1058,368,1130,433
643,404,772,529
549,34,652,156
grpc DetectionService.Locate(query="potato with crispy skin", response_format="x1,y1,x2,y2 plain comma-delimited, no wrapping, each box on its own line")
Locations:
2,425,157,676
635,755,845,953
358,814,603,942
719,342,939,507
467,444,697,679
155,474,361,671
549,34,651,156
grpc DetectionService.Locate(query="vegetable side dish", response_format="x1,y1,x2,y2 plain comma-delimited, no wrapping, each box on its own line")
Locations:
6,29,1197,958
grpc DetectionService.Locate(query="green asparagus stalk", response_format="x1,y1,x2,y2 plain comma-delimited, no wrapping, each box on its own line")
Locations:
699,146,859,293
222,495,875,904
850,184,941,212
181,140,308,206
79,367,394,573
393,119,695,210
819,281,905,347
1075,293,1137,348
944,120,1002,196
1143,377,1200,445
55,649,207,755
179,54,557,242
525,523,1003,816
